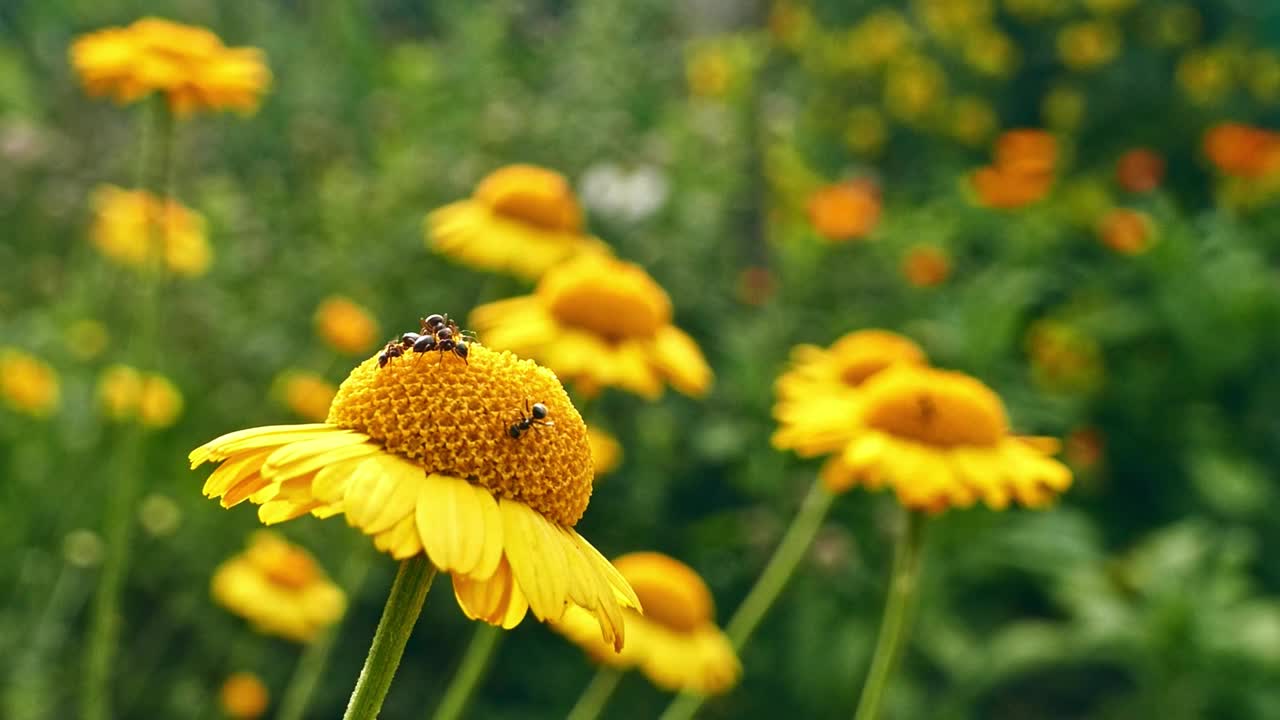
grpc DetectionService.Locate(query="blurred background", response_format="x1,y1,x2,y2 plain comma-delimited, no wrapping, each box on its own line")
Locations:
5,0,1280,718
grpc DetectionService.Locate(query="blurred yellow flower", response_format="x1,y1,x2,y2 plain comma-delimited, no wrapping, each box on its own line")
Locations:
69,18,270,116
90,185,211,276
773,330,927,458
963,27,1019,77
588,425,623,478
1146,3,1200,48
0,348,59,418
314,296,379,355
884,55,946,122
219,672,269,720
843,10,914,69
275,370,337,423
97,365,184,428
471,256,712,400
66,320,110,361
949,95,997,146
192,342,639,647
1247,50,1280,104
1177,50,1232,105
843,106,888,156
211,532,346,643
902,245,951,287
1026,320,1104,394
427,164,610,280
820,365,1073,512
1041,85,1085,131
768,0,814,50
916,0,993,40
806,179,882,242
1097,207,1155,255
1115,148,1165,193
687,44,732,99
552,552,739,694
1057,21,1120,71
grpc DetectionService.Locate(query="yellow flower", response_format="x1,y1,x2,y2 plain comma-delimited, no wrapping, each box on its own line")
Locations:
219,672,270,719
1041,85,1085,131
314,296,379,355
98,365,143,420
427,164,611,280
97,365,183,427
963,27,1019,77
916,0,993,40
1057,21,1120,71
191,342,640,648
819,366,1072,511
768,0,813,50
275,370,337,423
949,95,997,146
1247,50,1280,104
211,532,345,643
843,10,914,69
1176,50,1232,105
67,320,110,361
139,374,183,427
90,185,211,276
471,256,712,400
552,552,740,694
69,18,269,115
0,349,59,418
884,55,946,121
1146,3,1200,48
687,45,733,99
773,331,927,458
588,425,623,478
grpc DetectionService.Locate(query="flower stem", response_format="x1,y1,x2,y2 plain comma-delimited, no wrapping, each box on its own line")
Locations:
343,556,437,720
81,97,174,720
660,477,836,720
429,624,503,720
853,508,927,720
565,668,623,720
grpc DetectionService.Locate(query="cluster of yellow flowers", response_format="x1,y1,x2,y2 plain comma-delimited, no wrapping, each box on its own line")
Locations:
90,185,211,276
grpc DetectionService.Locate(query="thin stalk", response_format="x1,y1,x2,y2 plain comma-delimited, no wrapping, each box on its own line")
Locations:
565,668,623,720
852,509,927,720
82,98,174,720
660,477,836,720
429,624,503,720
343,557,437,720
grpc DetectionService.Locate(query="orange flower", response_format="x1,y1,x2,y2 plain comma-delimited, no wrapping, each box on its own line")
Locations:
993,130,1057,176
901,245,950,287
1115,148,1165,193
806,179,881,241
313,296,379,355
1065,426,1104,470
220,672,269,719
1096,208,1154,255
970,166,1054,209
1203,123,1280,178
971,129,1057,208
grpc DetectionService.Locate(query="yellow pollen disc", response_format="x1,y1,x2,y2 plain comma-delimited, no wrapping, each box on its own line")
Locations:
473,164,583,233
247,534,321,589
832,330,927,386
612,552,714,634
539,256,674,341
326,342,593,526
859,366,1009,448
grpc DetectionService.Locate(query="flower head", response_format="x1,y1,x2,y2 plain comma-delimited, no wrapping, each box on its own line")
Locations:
97,365,184,427
588,425,623,479
314,296,379,355
471,256,712,399
806,179,882,242
1203,123,1280,178
1097,207,1155,255
552,552,740,694
191,341,639,649
0,349,59,418
773,330,927,458
902,245,950,287
427,164,610,280
1056,21,1120,71
970,129,1057,209
220,672,270,720
211,532,346,643
819,365,1072,511
1116,148,1165,193
90,185,211,276
70,18,269,115
275,370,338,423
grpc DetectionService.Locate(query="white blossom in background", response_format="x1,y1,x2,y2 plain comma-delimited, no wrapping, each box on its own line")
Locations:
579,163,669,223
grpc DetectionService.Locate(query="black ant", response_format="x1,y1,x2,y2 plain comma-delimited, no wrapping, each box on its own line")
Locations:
378,332,424,368
508,401,553,439
411,313,472,364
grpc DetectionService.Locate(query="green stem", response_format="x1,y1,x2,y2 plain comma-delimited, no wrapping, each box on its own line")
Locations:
853,509,927,720
81,97,174,720
429,624,503,720
565,668,623,720
278,544,375,720
343,557,438,720
660,477,836,720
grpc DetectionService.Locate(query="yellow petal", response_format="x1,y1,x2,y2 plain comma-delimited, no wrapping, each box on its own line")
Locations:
452,557,529,628
311,456,369,504
190,423,333,467
202,448,272,498
416,474,499,577
499,499,570,622
261,432,375,480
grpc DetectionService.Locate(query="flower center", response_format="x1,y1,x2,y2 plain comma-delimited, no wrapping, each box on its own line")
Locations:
832,330,927,386
327,342,593,526
859,366,1008,447
248,534,320,589
540,258,673,341
612,552,713,633
473,164,583,233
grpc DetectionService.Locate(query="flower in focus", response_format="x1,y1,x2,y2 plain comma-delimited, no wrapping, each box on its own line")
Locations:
314,296,379,355
90,185,211,276
427,164,611,280
1096,207,1155,255
0,349,59,418
902,245,951,287
1203,123,1280,179
275,370,337,423
97,365,184,427
970,129,1057,209
1057,21,1120,71
773,330,927,458
471,256,712,400
1025,320,1104,394
1115,148,1165,193
552,552,739,694
191,342,640,648
806,179,881,242
588,425,623,479
69,18,270,115
820,365,1073,511
219,672,270,720
212,532,345,643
